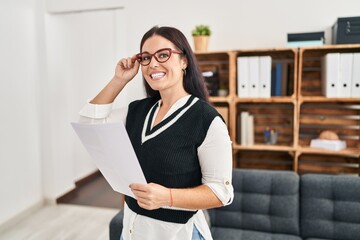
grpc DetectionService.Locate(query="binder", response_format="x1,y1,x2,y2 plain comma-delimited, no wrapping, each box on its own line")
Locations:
321,53,339,97
248,56,260,97
259,56,272,98
237,57,249,98
338,53,353,97
351,53,360,97
272,63,283,96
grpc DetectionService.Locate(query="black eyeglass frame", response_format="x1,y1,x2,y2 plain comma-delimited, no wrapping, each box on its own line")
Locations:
135,48,183,66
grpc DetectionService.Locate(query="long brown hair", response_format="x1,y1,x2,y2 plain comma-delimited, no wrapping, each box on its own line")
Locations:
140,26,209,102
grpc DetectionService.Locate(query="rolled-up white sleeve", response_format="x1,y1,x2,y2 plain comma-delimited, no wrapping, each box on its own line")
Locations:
198,116,234,206
78,100,128,124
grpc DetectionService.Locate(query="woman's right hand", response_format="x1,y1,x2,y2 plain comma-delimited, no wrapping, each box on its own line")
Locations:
113,56,140,84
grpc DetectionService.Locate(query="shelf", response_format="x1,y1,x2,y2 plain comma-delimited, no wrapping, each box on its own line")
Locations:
298,146,360,157
299,96,360,103
235,96,296,103
233,144,295,152
300,43,360,52
209,96,231,103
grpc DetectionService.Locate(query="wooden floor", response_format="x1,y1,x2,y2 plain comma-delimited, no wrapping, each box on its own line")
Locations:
57,171,124,209
0,204,118,240
0,172,123,240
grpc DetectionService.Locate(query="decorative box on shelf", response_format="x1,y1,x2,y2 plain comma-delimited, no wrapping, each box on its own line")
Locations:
310,139,347,151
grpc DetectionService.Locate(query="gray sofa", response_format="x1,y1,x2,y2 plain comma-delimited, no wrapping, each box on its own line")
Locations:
109,169,360,240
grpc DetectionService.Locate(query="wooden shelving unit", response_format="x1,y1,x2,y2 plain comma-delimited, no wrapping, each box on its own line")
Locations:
297,44,360,175
195,44,360,175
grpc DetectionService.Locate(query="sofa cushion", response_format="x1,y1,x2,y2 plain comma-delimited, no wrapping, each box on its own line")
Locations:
301,174,360,240
211,227,302,240
209,169,300,236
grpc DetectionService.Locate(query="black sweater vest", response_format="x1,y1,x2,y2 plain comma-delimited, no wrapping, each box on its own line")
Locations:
124,96,220,224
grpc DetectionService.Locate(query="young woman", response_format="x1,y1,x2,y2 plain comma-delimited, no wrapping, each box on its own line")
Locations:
79,26,233,240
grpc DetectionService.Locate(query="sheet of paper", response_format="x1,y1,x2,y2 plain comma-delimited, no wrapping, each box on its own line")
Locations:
71,122,147,198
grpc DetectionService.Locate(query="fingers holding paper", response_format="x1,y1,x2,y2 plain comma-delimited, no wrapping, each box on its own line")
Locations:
130,183,171,210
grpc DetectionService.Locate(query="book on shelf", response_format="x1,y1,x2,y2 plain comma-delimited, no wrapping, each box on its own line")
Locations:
287,31,325,41
272,63,282,96
247,115,254,145
271,60,289,96
287,40,324,47
287,31,324,47
310,139,347,151
239,111,254,146
240,112,249,145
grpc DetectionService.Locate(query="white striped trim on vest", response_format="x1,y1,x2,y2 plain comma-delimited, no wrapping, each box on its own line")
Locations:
141,96,198,144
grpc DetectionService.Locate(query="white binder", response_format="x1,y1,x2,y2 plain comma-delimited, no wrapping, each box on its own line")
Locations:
248,56,260,97
338,53,353,98
237,57,249,98
321,53,339,97
351,53,360,98
259,56,272,98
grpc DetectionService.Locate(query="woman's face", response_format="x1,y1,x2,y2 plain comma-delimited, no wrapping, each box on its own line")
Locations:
140,35,187,95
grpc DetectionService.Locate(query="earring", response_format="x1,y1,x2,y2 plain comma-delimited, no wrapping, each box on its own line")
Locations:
182,68,187,76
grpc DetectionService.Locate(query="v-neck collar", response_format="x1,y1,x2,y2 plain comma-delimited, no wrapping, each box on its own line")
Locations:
141,95,198,144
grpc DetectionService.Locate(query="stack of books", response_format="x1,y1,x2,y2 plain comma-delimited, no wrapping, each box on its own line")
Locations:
287,31,325,47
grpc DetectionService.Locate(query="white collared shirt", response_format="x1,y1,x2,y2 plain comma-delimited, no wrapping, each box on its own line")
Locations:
79,95,234,240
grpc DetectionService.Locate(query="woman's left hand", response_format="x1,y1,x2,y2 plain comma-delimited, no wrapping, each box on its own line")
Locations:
130,183,171,210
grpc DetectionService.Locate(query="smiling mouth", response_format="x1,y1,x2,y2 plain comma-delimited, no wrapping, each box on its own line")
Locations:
151,72,165,79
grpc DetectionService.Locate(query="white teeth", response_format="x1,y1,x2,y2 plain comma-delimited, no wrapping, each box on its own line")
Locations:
151,72,165,79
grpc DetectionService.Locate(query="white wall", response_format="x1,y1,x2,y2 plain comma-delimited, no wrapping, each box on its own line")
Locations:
124,0,360,51
0,0,43,225
42,8,129,199
1,0,360,227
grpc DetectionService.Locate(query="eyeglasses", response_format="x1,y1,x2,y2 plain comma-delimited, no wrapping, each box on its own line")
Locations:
135,48,183,66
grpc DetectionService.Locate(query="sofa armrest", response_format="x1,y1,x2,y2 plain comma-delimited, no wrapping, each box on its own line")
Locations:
109,209,124,240
210,168,300,235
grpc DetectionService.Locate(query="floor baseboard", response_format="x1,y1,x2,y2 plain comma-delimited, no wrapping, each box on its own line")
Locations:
0,200,44,232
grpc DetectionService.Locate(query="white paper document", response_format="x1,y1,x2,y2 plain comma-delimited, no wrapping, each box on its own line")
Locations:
71,122,147,198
